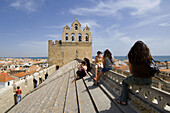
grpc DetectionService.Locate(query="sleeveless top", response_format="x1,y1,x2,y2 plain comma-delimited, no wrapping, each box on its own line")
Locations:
105,57,113,68
132,64,151,78
96,56,102,64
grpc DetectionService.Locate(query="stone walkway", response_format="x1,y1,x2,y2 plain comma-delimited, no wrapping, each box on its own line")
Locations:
9,61,136,113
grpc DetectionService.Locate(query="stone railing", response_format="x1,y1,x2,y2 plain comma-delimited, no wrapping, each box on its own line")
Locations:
76,59,170,113
89,63,170,113
0,65,56,113
112,67,170,93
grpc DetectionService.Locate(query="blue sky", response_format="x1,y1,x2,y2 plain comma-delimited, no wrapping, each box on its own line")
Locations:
0,0,170,57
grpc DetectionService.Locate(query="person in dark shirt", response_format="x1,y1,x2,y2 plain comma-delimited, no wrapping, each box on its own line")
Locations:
117,41,152,105
45,72,48,80
72,61,90,83
33,79,37,88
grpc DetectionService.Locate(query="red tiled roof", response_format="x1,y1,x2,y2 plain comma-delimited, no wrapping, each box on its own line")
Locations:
0,73,14,82
12,72,29,78
29,65,37,69
0,63,4,65
160,69,170,72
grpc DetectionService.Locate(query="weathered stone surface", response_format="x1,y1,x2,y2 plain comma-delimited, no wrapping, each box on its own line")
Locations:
48,19,92,67
8,59,170,113
76,76,96,113
64,69,78,113
83,76,122,113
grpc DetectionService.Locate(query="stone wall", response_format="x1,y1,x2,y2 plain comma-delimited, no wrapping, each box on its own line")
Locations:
48,19,92,67
48,40,92,67
0,65,56,113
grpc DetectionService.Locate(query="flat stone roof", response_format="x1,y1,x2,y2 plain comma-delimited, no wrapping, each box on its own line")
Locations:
9,60,136,113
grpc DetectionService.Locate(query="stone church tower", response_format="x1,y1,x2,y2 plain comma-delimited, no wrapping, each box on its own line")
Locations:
48,18,92,67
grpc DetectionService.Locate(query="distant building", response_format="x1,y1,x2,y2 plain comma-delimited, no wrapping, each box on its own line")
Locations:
10,72,29,82
48,18,92,67
160,69,170,76
0,73,14,89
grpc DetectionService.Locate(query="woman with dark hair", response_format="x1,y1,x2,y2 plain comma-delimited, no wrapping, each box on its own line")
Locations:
95,49,113,84
84,58,91,72
72,61,89,83
117,41,153,105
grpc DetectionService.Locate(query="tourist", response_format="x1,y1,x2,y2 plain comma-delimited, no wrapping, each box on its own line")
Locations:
84,58,91,72
39,75,42,84
116,41,152,105
16,86,22,104
94,51,103,80
95,49,113,84
72,61,90,83
33,78,37,88
45,72,48,80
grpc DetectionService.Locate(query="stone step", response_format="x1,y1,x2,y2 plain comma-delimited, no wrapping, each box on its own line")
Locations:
88,72,136,113
83,76,122,113
28,77,60,113
64,69,78,113
99,80,137,113
20,72,61,113
51,71,70,113
76,77,96,113
23,80,56,112
40,72,67,113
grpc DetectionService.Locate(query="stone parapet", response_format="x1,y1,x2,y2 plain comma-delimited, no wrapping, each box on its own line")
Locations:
90,63,170,113
0,65,56,113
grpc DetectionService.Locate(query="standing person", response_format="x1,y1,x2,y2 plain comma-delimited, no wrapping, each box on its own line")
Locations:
33,79,37,88
72,61,89,83
94,51,103,80
45,72,48,80
39,75,42,84
117,41,153,105
95,49,113,84
16,86,22,104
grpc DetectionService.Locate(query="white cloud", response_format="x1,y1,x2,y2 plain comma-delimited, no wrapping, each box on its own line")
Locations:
80,20,101,28
132,14,170,28
159,22,170,27
119,37,134,44
10,0,45,12
70,0,161,16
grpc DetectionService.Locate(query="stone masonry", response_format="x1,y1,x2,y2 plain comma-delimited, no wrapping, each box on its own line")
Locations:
48,18,92,67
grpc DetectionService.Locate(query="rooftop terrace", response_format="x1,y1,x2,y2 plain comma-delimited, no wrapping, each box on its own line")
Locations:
7,60,170,113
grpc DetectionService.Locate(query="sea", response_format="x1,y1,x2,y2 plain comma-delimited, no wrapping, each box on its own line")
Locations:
93,56,170,62
1,56,170,62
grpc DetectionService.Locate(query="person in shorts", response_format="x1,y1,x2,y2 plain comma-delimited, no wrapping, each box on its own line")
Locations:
95,49,113,84
94,51,103,80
